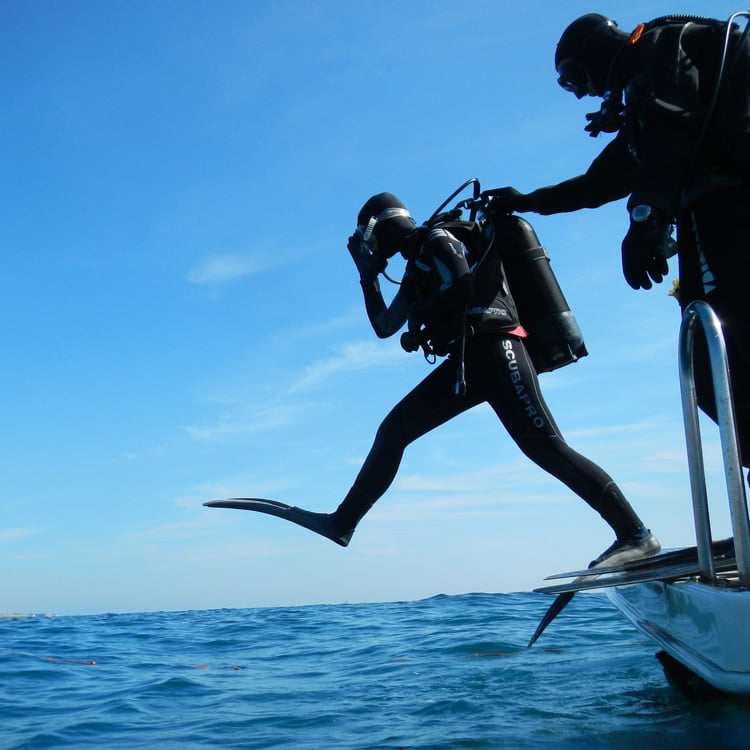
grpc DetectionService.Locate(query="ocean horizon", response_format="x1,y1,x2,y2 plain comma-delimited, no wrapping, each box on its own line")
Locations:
2,591,749,749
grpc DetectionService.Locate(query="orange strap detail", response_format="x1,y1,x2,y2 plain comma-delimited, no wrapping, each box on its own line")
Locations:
504,325,528,339
628,23,646,45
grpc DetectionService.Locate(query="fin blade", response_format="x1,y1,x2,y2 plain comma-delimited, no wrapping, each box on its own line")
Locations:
527,591,576,648
203,497,350,547
544,538,734,580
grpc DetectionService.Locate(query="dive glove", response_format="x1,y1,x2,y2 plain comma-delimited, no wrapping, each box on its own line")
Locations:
621,205,673,290
481,187,532,214
347,233,386,282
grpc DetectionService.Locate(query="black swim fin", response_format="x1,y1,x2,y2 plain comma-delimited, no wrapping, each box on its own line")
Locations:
544,537,734,580
203,497,352,547
527,591,575,648
526,574,598,649
529,532,679,646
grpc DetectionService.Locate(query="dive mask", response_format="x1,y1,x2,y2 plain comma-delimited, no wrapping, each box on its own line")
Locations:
356,207,414,256
556,59,590,99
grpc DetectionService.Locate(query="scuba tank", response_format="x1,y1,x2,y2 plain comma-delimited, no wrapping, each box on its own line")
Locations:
486,212,588,373
396,179,588,375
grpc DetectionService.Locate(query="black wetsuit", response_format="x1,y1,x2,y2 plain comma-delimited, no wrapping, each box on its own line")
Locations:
332,220,646,541
517,17,750,463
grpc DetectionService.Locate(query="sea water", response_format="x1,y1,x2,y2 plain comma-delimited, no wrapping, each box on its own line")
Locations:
2,592,749,749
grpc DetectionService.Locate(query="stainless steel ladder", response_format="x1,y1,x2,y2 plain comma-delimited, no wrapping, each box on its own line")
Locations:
679,300,750,586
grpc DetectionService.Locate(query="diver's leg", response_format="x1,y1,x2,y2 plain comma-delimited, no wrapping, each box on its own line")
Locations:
480,335,659,566
331,357,481,544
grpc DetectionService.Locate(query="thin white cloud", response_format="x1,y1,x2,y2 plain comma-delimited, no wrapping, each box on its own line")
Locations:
288,340,403,394
183,341,401,441
287,306,364,340
132,520,209,541
184,401,302,442
181,338,405,444
0,528,38,543
185,253,269,285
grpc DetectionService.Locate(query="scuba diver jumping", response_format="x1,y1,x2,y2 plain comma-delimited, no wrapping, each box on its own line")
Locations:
206,183,660,570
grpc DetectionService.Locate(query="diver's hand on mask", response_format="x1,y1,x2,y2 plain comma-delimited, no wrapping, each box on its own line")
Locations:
621,207,672,290
347,233,385,282
481,187,532,214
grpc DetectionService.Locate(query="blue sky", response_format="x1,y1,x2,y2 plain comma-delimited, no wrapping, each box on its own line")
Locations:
2,0,741,615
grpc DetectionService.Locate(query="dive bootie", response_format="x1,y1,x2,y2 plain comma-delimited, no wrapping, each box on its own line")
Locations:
589,528,661,569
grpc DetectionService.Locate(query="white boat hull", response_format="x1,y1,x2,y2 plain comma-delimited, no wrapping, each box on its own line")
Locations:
607,580,750,694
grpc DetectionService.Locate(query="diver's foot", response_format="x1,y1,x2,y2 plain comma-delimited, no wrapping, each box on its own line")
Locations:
299,511,353,547
334,528,354,547
328,518,353,548
589,529,661,569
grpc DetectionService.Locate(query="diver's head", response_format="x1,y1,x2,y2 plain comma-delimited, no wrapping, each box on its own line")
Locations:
356,193,415,258
555,14,629,98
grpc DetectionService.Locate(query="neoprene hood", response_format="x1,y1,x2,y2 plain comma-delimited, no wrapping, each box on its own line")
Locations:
555,14,630,97
357,193,415,257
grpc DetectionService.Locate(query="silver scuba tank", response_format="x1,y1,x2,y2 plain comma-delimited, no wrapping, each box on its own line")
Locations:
489,213,588,373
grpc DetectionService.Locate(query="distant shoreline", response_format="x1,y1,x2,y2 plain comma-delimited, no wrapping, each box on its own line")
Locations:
0,614,50,619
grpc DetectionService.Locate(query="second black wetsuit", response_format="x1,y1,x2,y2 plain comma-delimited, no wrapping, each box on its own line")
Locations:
509,18,750,463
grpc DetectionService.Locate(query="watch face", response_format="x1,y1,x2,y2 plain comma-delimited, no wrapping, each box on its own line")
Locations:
631,205,652,222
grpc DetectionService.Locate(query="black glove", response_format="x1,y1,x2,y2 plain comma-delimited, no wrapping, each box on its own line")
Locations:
621,206,673,290
584,91,625,137
481,187,532,214
347,233,386,282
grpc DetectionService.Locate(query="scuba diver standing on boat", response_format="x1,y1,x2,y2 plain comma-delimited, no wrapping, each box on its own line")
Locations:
485,12,750,466
207,188,660,569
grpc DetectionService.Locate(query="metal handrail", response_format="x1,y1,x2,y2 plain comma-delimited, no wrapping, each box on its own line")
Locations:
678,300,750,586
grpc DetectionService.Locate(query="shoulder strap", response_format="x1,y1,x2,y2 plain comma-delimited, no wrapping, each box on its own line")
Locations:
421,219,485,262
